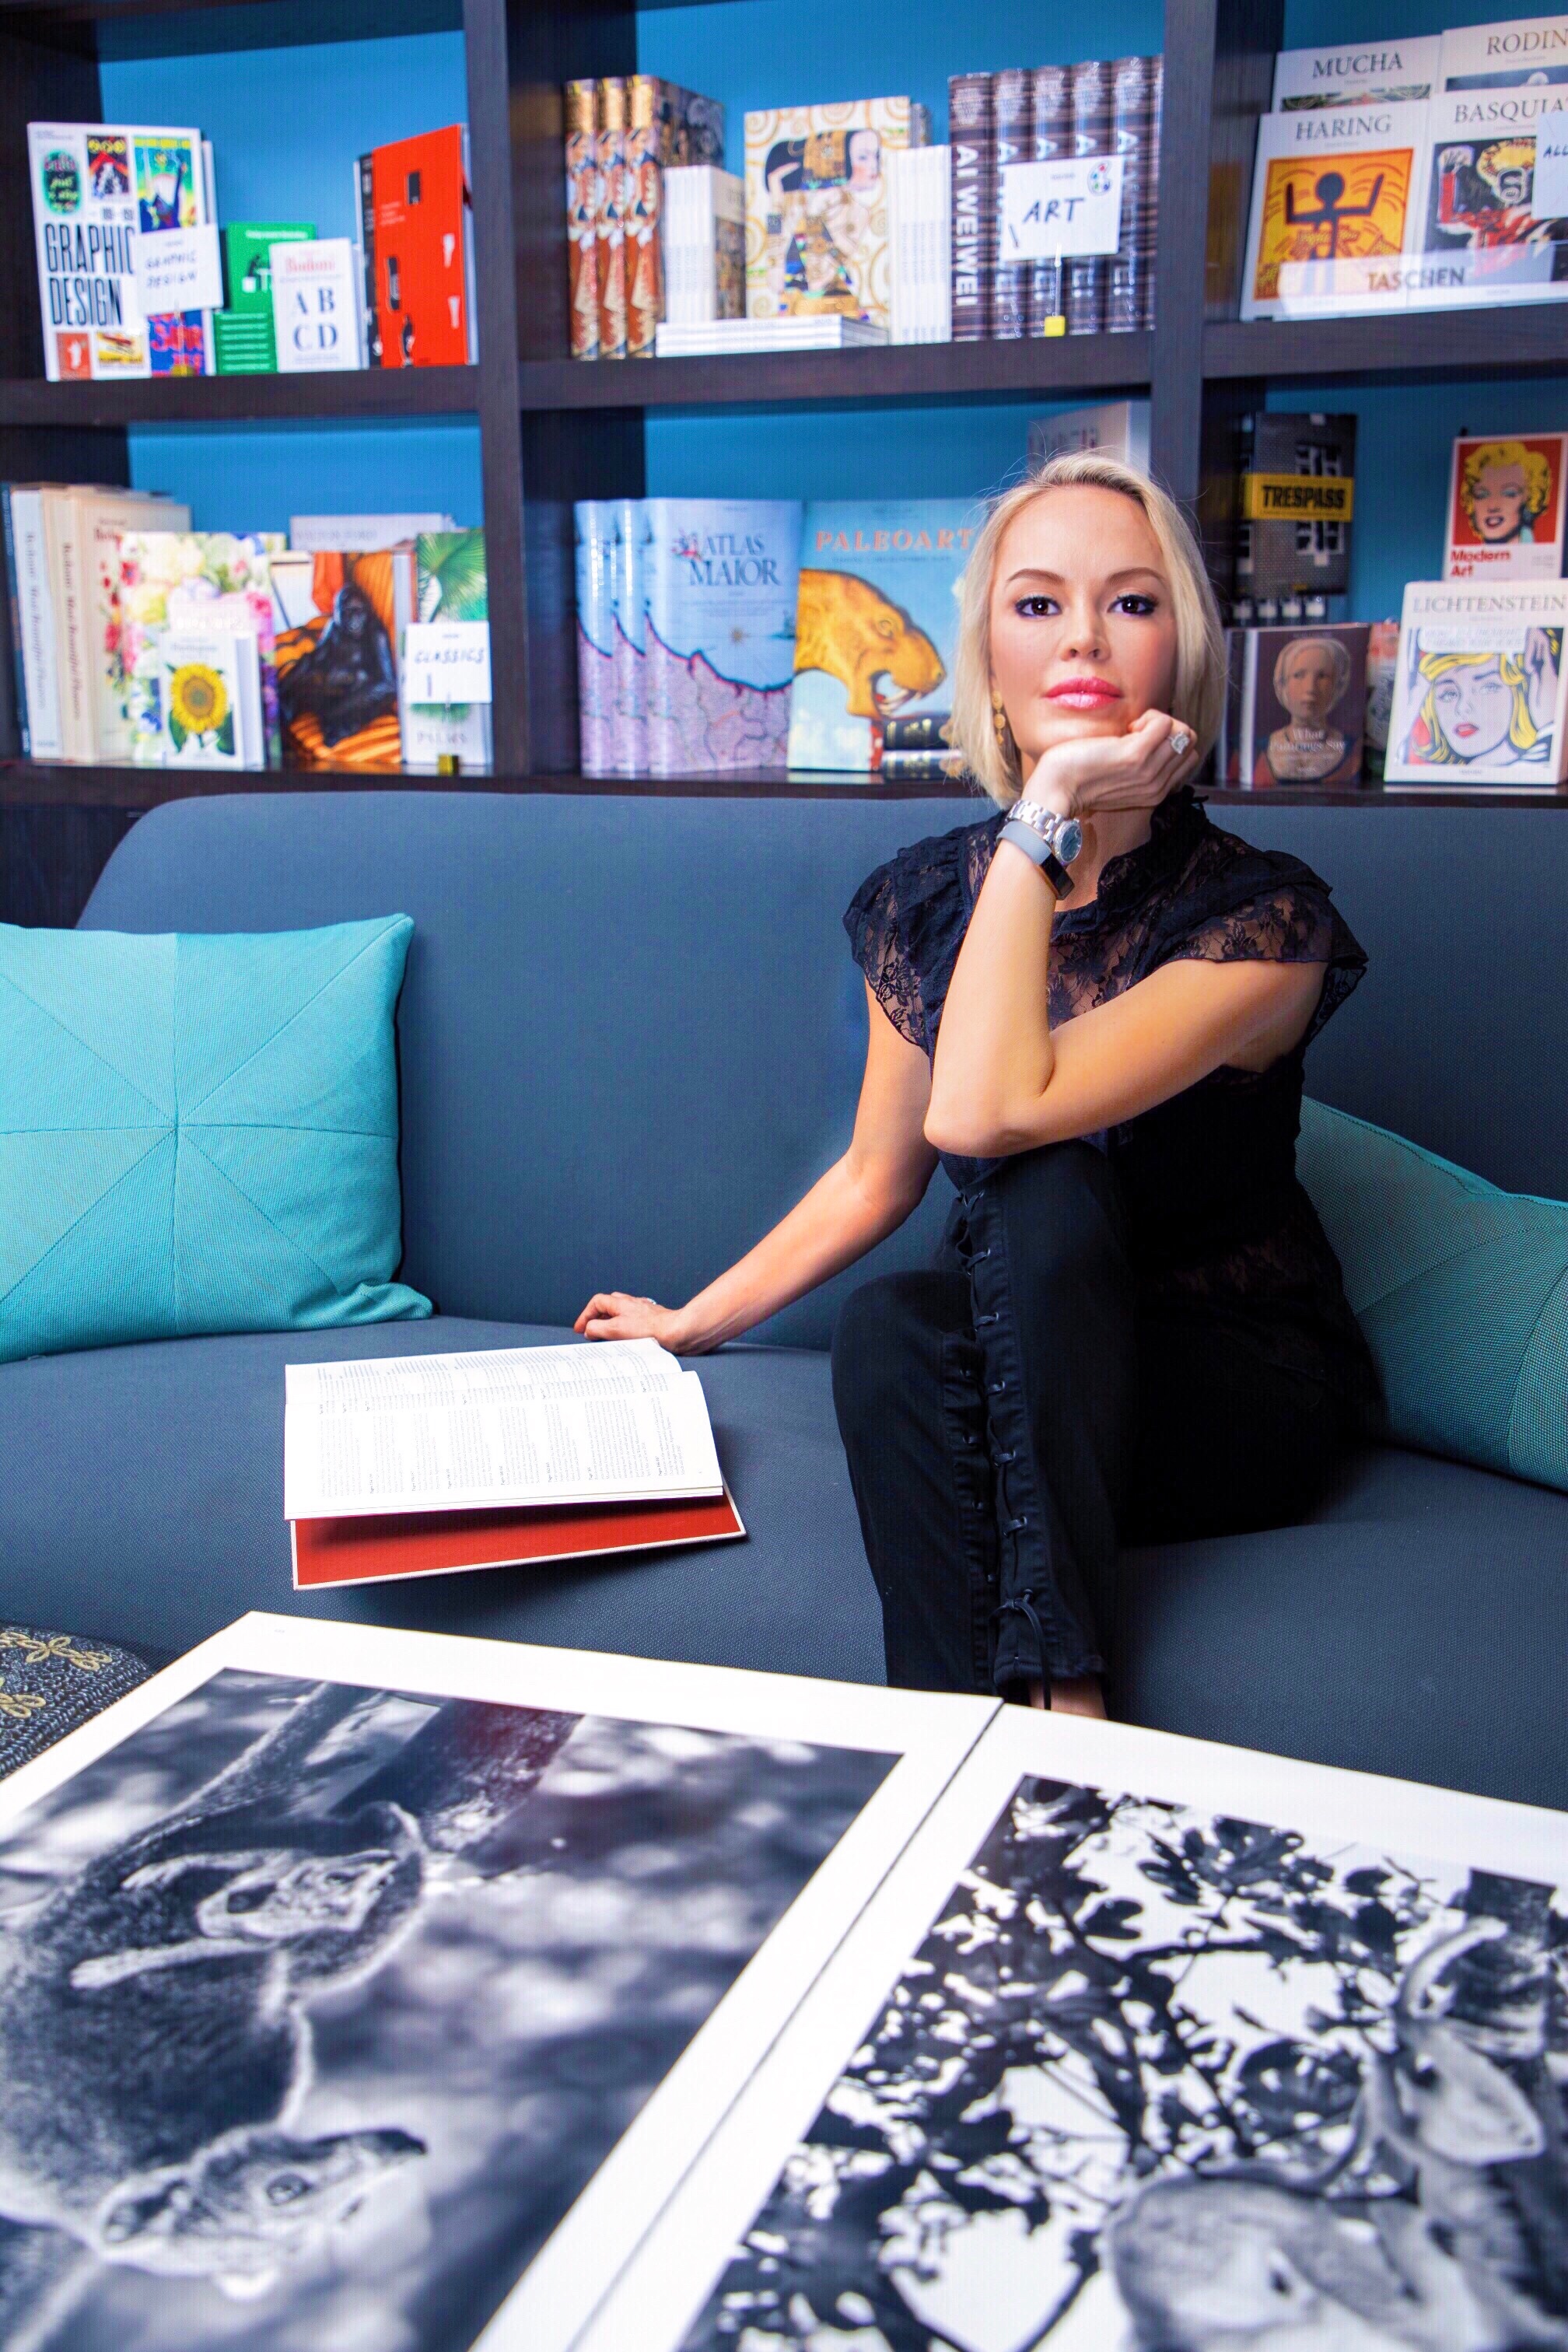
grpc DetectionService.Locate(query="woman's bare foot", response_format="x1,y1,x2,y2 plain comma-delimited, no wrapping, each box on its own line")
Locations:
1027,1675,1107,1717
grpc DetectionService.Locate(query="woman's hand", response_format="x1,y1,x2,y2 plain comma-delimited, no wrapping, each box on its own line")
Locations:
573,1291,705,1353
1027,707,1198,821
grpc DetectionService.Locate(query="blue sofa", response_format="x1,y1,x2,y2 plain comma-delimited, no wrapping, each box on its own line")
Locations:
6,791,1565,1809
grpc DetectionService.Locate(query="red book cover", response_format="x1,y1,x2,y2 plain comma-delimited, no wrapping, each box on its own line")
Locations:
292,1485,746,1591
367,124,473,367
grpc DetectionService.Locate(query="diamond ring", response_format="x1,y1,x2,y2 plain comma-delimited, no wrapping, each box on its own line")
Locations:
1170,726,1192,759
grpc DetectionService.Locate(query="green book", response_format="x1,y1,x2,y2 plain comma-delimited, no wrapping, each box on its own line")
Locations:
214,222,315,373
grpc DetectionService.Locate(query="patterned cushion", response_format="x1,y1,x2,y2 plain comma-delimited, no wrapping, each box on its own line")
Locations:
0,915,432,1363
0,1623,159,1776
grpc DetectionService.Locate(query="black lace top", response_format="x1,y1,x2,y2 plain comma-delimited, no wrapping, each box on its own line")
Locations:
845,783,1384,1427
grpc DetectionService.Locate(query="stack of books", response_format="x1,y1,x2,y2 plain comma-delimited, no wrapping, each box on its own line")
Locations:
653,317,887,356
565,75,727,359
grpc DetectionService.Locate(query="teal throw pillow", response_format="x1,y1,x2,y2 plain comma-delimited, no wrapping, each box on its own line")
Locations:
0,915,432,1363
1297,1096,1568,1491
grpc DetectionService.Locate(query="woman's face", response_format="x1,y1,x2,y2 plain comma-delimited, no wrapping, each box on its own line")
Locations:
846,130,880,189
1471,463,1530,542
1432,657,1513,761
988,487,1180,771
1279,642,1341,726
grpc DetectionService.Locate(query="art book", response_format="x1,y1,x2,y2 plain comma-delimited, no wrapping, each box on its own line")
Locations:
28,121,213,380
610,495,650,773
787,499,978,772
1384,576,1568,786
565,79,600,359
1445,430,1568,579
1440,11,1568,90
576,1703,1568,2352
744,98,931,331
1272,36,1440,110
394,527,492,773
1236,409,1356,599
358,125,476,368
1220,621,1369,787
271,548,403,770
158,628,264,769
112,530,285,767
1415,85,1568,310
642,498,803,775
574,499,616,773
1241,100,1432,319
37,485,187,763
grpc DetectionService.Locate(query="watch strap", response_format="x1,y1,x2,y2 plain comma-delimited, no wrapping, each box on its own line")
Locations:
999,818,1073,899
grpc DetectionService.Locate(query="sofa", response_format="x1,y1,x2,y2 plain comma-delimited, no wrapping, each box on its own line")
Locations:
5,790,1564,1811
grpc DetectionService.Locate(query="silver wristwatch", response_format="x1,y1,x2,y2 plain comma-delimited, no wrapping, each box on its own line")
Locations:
999,798,1083,895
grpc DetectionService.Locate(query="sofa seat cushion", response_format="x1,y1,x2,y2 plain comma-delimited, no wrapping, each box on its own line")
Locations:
0,1319,885,1685
0,1620,163,1776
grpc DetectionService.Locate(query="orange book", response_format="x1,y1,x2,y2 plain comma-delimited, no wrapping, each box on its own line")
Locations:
365,124,474,367
292,1486,745,1590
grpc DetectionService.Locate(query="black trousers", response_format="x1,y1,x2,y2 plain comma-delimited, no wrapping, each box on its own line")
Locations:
831,1140,1353,1698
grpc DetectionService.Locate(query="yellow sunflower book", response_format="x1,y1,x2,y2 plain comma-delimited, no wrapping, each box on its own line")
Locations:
158,627,264,770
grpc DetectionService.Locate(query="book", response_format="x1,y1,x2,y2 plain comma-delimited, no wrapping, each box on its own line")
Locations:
289,511,457,552
360,124,476,367
1416,86,1568,310
112,530,284,768
1108,53,1162,331
1066,58,1115,332
1028,398,1152,472
1364,615,1402,772
1236,410,1356,598
396,527,492,773
271,237,364,369
37,485,187,763
662,166,746,326
1384,576,1568,786
885,144,952,341
271,548,403,769
159,627,264,770
1440,12,1568,89
597,77,631,361
948,72,992,338
642,498,803,775
1273,37,1441,110
213,222,314,373
787,498,978,771
1025,65,1073,331
610,495,649,773
1240,101,1432,320
1220,621,1369,786
565,78,600,359
1,488,62,760
625,76,677,358
1445,431,1568,579
27,121,213,380
293,1489,747,1591
575,499,617,774
744,98,931,331
990,70,1032,339
653,316,887,353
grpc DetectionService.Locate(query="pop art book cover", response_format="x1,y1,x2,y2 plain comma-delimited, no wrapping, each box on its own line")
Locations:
786,500,978,773
1385,576,1568,786
1241,102,1430,318
1445,432,1568,581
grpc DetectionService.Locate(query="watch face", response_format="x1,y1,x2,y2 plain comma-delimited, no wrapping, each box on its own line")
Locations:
1058,817,1083,864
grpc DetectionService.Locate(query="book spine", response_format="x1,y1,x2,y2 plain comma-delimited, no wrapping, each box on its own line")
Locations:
887,149,953,344
610,496,645,773
990,69,1032,341
597,79,629,362
1066,59,1113,335
1026,66,1073,333
948,74,992,341
357,153,382,366
679,88,726,167
10,491,61,761
1105,55,1158,334
1,489,29,758
574,502,613,775
1142,54,1161,330
663,168,714,325
54,495,89,763
625,77,668,359
565,80,601,359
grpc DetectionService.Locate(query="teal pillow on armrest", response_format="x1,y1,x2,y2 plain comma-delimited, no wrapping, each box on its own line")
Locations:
1297,1096,1568,1492
0,915,432,1363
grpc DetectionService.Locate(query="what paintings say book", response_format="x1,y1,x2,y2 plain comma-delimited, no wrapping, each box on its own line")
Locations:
787,499,979,772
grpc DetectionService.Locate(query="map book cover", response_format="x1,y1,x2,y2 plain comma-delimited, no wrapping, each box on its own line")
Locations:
28,121,213,380
786,499,978,772
214,222,314,373
642,499,803,775
744,98,930,331
112,530,283,767
1416,86,1568,309
1241,101,1432,319
1272,37,1440,109
1445,431,1568,579
271,548,403,770
1384,576,1568,786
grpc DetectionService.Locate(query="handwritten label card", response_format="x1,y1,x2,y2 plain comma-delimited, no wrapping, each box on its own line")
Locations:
1534,123,1568,220
132,224,225,317
404,621,492,704
999,155,1126,261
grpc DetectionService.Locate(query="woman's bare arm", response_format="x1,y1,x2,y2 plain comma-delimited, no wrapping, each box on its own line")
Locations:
575,982,940,1353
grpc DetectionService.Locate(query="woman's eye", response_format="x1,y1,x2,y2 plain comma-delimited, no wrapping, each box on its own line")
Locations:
1113,594,1158,617
1014,595,1059,618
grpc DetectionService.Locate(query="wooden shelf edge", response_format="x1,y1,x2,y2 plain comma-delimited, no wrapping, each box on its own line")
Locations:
0,366,479,427
1205,308,1568,383
1199,785,1568,808
518,332,1153,411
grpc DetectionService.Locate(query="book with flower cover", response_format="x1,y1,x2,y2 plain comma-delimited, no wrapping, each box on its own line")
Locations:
159,628,264,770
113,530,284,767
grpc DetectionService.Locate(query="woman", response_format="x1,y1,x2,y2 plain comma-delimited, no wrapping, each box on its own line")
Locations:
576,454,1382,1717
1256,632,1356,786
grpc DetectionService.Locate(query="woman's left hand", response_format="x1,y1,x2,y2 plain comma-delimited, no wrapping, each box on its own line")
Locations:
1027,708,1199,821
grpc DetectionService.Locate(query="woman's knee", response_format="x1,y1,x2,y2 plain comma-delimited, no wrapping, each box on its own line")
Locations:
831,1272,954,1431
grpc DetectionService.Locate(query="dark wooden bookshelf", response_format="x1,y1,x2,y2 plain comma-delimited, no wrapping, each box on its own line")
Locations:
519,333,1154,411
1206,311,1568,387
0,366,479,425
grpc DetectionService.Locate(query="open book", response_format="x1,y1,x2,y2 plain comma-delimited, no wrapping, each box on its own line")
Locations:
284,1339,742,1588
2,1615,1559,2352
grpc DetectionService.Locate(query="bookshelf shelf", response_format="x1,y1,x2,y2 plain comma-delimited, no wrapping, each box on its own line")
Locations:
0,367,479,427
517,334,1155,412
1205,310,1568,387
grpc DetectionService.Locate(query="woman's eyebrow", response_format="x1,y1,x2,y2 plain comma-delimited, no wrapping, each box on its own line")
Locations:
1003,565,1166,586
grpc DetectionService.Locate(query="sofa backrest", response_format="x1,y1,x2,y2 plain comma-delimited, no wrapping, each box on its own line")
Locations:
81,792,1566,1349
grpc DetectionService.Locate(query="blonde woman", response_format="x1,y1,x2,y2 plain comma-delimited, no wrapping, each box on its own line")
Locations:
576,456,1381,1717
1459,439,1556,549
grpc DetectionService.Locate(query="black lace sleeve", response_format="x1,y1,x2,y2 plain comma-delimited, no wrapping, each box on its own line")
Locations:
843,824,988,1053
1160,874,1368,1052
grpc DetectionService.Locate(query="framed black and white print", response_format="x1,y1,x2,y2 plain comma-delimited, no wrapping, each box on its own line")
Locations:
0,1612,992,2352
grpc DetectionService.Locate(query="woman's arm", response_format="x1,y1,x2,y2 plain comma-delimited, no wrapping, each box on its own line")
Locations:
576,982,940,1353
926,836,1326,1159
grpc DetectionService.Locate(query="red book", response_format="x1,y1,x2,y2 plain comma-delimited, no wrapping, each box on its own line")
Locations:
364,124,475,367
292,1484,746,1591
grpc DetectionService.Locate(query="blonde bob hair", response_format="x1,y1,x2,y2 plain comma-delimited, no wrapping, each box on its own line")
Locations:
947,452,1227,807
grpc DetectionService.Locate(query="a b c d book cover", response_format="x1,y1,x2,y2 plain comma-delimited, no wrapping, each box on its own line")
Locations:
787,499,979,772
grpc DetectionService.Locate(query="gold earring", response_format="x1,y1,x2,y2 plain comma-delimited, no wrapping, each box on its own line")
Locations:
990,686,1011,752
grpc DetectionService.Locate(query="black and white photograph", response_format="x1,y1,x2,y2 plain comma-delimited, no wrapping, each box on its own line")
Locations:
0,1658,898,2350
678,1762,1568,2352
